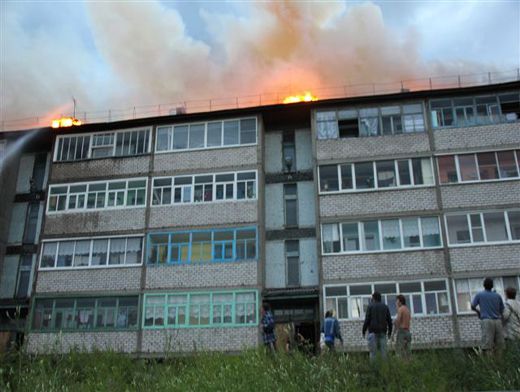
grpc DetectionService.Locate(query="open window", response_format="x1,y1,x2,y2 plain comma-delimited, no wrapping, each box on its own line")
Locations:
499,93,520,121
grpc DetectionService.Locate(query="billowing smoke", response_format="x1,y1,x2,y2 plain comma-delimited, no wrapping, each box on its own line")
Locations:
1,1,500,126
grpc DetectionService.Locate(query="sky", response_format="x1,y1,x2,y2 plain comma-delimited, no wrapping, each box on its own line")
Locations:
1,0,519,127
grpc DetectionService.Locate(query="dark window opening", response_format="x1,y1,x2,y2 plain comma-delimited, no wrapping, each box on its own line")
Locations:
338,119,359,138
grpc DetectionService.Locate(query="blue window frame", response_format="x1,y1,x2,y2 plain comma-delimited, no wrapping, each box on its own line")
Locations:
147,227,257,265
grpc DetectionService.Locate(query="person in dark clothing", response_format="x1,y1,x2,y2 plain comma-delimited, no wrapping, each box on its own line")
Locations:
261,303,276,354
321,310,343,352
362,292,392,361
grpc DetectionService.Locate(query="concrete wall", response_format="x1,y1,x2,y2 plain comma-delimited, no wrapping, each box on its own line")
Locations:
153,146,258,174
141,327,258,354
148,202,257,229
35,267,142,293
26,331,138,353
51,156,151,182
300,238,319,286
265,184,283,230
145,262,258,289
433,122,520,152
319,188,438,218
264,133,282,173
15,154,35,193
7,203,27,244
43,209,147,236
0,255,18,298
316,133,430,162
440,181,520,210
295,129,313,171
449,244,520,274
457,315,481,346
322,250,447,282
298,182,316,227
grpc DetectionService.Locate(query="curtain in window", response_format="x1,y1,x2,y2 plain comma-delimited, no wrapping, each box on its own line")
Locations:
317,112,338,139
323,224,340,241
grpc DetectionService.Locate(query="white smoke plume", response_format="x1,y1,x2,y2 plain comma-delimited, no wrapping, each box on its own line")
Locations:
1,1,503,126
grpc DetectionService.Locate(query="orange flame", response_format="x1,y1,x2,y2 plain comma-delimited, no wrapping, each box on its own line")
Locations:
51,117,82,128
282,92,318,104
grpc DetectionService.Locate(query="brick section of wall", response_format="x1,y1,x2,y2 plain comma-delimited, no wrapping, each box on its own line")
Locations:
339,316,455,351
26,331,138,353
43,209,147,236
433,122,520,152
35,267,142,293
322,250,446,281
153,146,258,174
440,181,520,210
148,202,257,229
319,188,438,218
457,315,481,346
141,327,258,353
145,262,258,289
51,156,150,182
449,244,520,273
316,134,430,162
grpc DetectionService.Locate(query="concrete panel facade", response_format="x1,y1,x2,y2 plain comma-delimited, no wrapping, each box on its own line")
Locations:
295,129,313,171
449,244,520,274
298,182,316,227
433,122,520,152
7,203,27,244
265,184,284,230
26,331,138,353
51,156,151,182
0,255,18,298
264,133,283,173
43,209,147,236
148,202,257,229
440,181,520,210
322,250,447,282
153,146,258,174
319,188,438,218
141,327,258,353
265,241,285,288
145,262,258,290
15,154,35,193
35,267,142,294
300,238,319,286
316,133,430,162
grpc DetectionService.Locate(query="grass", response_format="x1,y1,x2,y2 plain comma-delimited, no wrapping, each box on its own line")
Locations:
1,344,519,391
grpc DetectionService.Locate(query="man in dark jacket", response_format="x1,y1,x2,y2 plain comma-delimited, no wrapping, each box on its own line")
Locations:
362,292,392,361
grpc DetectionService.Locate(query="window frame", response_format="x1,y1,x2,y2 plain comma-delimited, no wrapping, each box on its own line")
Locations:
38,235,145,270
142,290,258,329
47,178,148,214
53,127,152,162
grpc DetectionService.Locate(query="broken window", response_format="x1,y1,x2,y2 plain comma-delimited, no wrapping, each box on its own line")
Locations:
499,93,520,121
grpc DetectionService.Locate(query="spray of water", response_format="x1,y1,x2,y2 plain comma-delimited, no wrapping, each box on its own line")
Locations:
0,129,41,177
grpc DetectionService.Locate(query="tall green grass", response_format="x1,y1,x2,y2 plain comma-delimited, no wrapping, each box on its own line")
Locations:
1,345,519,391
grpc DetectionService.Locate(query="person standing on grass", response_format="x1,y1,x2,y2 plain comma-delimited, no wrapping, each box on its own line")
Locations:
362,292,392,361
321,310,343,352
393,295,412,359
503,287,520,341
471,277,505,355
261,303,276,354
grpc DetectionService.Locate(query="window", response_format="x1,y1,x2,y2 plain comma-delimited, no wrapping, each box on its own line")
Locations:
325,279,450,320
322,216,441,254
32,296,138,331
284,184,298,227
91,133,115,158
39,237,143,269
23,203,40,244
282,131,296,172
430,92,519,129
319,157,433,194
437,150,520,184
455,276,520,313
446,209,520,245
16,255,33,299
153,171,257,205
316,103,425,139
47,178,147,214
55,135,90,161
155,118,257,152
286,240,300,287
143,291,258,329
147,227,257,265
115,129,149,156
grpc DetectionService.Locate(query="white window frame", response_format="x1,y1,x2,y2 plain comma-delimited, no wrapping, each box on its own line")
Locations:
154,117,258,154
444,208,520,248
321,216,443,256
53,127,152,162
318,157,435,195
151,170,257,207
39,234,145,270
47,178,148,214
323,278,451,320
435,148,520,186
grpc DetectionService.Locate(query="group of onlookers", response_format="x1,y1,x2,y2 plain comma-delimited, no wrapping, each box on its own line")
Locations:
260,277,520,358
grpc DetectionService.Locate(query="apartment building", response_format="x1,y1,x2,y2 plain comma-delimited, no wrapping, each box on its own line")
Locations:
1,80,517,355
0,129,51,350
